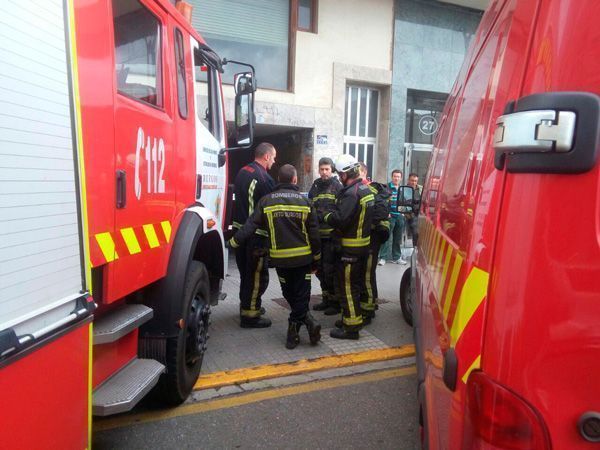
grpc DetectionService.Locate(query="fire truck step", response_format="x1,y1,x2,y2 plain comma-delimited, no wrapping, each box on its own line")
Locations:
93,304,153,345
92,358,165,416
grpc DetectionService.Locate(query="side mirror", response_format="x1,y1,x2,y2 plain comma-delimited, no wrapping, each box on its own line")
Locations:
233,72,255,148
397,185,415,213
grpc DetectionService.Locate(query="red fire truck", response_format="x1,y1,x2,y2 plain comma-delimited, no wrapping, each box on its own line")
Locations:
0,1,254,447
408,0,600,448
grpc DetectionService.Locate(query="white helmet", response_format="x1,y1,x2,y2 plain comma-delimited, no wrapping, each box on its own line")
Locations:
334,153,360,174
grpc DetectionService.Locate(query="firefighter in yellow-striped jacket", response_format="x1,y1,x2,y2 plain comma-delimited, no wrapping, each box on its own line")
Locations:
322,154,375,340
232,143,276,328
230,164,322,349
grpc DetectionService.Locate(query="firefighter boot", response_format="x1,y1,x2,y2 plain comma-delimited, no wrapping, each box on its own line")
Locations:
323,303,341,316
329,327,359,340
240,316,272,328
312,292,331,311
302,313,322,345
286,321,302,349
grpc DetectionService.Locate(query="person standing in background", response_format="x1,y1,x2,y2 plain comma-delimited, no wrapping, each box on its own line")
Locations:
378,169,406,266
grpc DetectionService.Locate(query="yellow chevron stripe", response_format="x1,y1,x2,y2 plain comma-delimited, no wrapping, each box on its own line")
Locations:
95,232,118,262
434,239,449,295
429,231,440,265
143,224,160,249
450,267,489,345
462,354,481,384
161,220,172,243
439,243,454,298
120,227,141,255
443,252,463,320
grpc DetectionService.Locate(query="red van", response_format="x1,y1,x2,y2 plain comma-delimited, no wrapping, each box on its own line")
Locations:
409,0,600,448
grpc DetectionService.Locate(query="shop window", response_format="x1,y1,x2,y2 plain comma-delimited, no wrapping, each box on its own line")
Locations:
343,86,379,178
113,0,162,107
298,0,318,33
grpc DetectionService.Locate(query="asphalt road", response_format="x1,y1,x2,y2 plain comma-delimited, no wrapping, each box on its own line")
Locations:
94,369,419,450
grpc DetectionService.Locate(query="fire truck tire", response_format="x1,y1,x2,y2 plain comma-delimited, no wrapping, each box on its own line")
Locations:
400,269,413,327
159,261,210,405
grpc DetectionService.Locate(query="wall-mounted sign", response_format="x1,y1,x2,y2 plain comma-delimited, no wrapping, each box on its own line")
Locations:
316,135,328,145
418,115,438,136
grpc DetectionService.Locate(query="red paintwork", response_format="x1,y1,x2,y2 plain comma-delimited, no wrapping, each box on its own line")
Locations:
416,0,600,448
0,322,91,450
92,330,138,388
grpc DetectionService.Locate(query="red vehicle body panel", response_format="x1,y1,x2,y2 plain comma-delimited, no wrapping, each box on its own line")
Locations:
0,321,92,450
416,0,600,448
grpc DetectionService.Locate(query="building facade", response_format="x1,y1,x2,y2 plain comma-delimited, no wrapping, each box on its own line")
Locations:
189,0,395,189
187,0,486,188
389,0,484,183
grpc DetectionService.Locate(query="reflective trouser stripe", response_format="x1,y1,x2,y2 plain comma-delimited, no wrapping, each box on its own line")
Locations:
364,253,374,309
344,263,358,322
250,256,263,313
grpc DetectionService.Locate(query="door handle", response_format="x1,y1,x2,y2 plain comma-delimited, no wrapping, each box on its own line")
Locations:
116,170,126,209
494,92,600,173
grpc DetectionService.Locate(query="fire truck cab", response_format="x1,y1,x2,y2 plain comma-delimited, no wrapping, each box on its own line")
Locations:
0,0,254,447
411,0,600,448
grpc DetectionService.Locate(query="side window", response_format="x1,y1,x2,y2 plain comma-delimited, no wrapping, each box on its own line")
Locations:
193,48,222,142
112,0,162,107
174,28,188,118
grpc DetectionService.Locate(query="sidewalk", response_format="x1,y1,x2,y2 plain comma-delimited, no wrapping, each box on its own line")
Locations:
201,253,414,375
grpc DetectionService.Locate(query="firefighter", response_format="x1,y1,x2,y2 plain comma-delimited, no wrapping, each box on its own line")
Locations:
308,157,343,315
358,162,391,323
232,142,276,328
322,154,375,340
229,165,322,349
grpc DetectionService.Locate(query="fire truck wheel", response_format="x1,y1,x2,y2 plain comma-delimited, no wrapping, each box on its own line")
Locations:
160,261,211,405
399,269,413,327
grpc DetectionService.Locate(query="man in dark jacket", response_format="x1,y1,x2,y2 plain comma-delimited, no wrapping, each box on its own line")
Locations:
230,165,322,349
308,157,343,315
322,154,374,340
232,143,276,328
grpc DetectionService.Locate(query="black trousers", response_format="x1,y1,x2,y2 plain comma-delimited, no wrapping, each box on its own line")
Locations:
315,237,336,304
276,265,311,323
235,237,269,318
361,232,384,313
334,255,365,331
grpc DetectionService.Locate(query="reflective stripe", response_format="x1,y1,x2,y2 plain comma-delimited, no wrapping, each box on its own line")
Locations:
230,238,239,249
305,274,311,280
323,212,332,223
301,212,309,244
263,205,311,214
357,193,374,239
319,228,334,235
278,276,286,283
313,253,321,261
380,220,390,229
313,193,336,201
344,263,358,321
241,308,261,318
248,179,257,216
343,316,363,326
341,236,370,247
270,246,312,258
250,256,264,313
233,221,243,229
365,253,373,306
255,228,269,237
266,212,277,249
